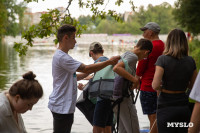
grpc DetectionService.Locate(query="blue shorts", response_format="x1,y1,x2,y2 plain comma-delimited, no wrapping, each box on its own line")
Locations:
140,91,157,115
93,99,113,127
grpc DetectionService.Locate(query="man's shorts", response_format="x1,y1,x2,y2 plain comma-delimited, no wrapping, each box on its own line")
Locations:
93,99,113,127
140,90,157,115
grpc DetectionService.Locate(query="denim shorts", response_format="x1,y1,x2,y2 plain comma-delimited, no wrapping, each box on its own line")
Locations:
93,99,113,127
140,90,157,115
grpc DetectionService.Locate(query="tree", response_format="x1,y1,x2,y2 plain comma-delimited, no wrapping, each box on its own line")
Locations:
189,40,200,70
0,0,26,39
173,0,200,70
0,0,7,38
174,0,200,35
131,2,178,34
14,0,135,56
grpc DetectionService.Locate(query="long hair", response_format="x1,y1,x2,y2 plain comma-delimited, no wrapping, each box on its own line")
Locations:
164,29,188,59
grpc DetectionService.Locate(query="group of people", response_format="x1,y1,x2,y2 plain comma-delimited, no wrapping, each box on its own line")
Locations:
78,38,153,133
0,22,200,133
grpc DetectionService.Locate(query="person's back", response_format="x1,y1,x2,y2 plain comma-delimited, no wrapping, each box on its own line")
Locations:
121,51,137,75
113,38,153,133
152,28,197,133
88,42,113,133
158,55,196,91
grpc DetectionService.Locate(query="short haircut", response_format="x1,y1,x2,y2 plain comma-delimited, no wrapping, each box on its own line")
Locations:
9,71,43,99
57,24,76,42
164,28,188,59
91,49,103,55
89,42,103,54
136,38,153,54
151,30,159,36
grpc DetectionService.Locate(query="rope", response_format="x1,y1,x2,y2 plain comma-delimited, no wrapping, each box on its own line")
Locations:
149,119,157,133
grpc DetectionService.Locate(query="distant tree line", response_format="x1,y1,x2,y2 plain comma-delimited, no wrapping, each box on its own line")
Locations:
173,0,200,70
0,0,26,40
1,0,200,65
1,0,200,37
76,0,200,70
78,2,179,35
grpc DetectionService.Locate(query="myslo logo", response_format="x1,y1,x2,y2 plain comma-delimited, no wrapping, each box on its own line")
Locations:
167,122,193,127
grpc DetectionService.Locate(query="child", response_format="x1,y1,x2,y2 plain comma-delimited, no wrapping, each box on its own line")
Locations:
0,71,43,133
78,42,113,133
113,38,153,133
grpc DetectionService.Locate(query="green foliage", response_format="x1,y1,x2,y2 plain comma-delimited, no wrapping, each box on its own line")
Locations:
23,0,45,3
14,9,87,56
77,2,177,35
6,23,20,37
0,0,26,38
0,1,7,37
81,0,124,22
13,42,28,57
132,2,178,34
13,0,195,56
174,0,200,35
189,39,200,70
14,0,135,56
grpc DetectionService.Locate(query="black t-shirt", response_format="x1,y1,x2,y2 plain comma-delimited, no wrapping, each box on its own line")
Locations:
155,55,196,91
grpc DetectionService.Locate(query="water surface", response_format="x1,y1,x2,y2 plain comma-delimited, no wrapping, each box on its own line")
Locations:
0,42,149,133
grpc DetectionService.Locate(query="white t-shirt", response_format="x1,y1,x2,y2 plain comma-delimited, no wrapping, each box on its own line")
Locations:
48,49,82,114
190,71,200,102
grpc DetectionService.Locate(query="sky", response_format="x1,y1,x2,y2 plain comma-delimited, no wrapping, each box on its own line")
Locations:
23,0,177,18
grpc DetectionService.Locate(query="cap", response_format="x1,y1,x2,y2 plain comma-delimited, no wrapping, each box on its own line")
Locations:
140,22,160,33
89,42,103,51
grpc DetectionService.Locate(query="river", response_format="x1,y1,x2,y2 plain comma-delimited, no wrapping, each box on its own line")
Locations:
0,41,150,133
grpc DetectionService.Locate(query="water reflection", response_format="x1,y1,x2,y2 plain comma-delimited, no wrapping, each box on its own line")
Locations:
0,42,20,90
0,42,149,132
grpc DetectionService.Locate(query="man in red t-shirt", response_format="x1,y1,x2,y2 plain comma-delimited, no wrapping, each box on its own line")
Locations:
136,22,164,133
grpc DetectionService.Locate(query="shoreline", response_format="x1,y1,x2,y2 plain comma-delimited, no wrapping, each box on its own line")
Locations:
4,34,168,46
